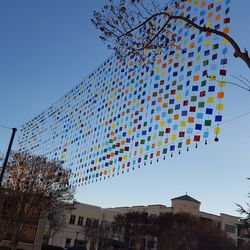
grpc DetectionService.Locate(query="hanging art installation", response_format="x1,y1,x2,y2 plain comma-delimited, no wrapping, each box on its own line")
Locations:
18,0,230,187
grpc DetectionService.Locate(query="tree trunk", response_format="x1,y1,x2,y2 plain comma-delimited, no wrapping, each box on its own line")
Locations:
11,225,19,250
11,239,17,250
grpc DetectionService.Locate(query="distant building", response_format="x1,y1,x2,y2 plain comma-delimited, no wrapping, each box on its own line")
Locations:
47,202,119,249
111,195,244,246
47,194,249,249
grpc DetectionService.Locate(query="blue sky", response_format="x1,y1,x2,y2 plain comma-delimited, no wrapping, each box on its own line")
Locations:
0,0,250,216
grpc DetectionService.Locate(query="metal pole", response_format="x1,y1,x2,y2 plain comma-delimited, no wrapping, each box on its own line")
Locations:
0,127,17,187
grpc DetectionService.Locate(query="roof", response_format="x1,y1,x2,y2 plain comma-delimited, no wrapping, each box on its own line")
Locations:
171,194,201,204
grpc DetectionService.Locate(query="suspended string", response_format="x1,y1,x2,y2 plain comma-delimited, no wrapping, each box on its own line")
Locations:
215,24,226,141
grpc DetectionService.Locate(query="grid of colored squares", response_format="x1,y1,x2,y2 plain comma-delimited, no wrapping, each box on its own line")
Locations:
18,0,230,187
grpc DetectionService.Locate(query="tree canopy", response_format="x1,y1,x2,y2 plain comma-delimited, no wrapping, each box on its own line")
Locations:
111,211,237,250
0,152,75,250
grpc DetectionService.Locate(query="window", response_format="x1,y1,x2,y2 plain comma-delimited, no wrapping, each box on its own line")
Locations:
213,221,221,228
78,216,84,226
149,214,157,219
93,219,99,228
65,238,71,248
76,240,85,246
86,218,92,227
69,215,76,225
225,224,236,234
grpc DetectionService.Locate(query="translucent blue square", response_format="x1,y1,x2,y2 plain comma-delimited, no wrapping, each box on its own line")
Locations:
182,110,188,116
203,131,209,139
162,112,167,118
222,47,228,55
200,10,205,16
208,86,215,92
167,118,172,124
192,86,199,91
206,108,213,115
195,124,202,130
173,124,178,130
195,65,201,72
215,115,222,122
156,106,161,111
196,113,203,119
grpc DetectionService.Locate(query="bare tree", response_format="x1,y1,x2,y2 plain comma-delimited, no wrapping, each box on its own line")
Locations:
0,152,75,250
82,218,100,250
92,0,250,69
237,203,250,236
155,213,236,250
43,205,75,246
81,219,113,250
112,211,236,250
112,212,152,249
236,178,250,248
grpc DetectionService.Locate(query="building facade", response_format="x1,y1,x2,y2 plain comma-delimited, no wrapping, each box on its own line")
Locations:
47,202,119,249
48,194,248,249
111,195,244,247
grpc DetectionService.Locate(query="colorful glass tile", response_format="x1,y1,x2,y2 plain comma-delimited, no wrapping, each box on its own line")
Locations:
18,0,230,187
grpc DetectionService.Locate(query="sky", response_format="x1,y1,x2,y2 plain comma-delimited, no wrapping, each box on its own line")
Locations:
0,0,250,216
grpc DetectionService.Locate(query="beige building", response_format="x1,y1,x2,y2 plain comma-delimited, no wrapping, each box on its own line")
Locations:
47,202,119,249
48,194,248,249
111,195,244,246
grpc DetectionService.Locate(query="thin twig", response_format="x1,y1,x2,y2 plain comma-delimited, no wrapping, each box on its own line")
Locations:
231,75,250,88
240,75,250,85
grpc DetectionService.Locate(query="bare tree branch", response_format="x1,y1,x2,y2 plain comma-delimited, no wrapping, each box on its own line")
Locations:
231,75,250,89
92,0,250,69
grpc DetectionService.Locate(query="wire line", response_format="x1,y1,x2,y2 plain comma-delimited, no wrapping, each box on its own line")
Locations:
221,111,250,125
0,124,12,130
